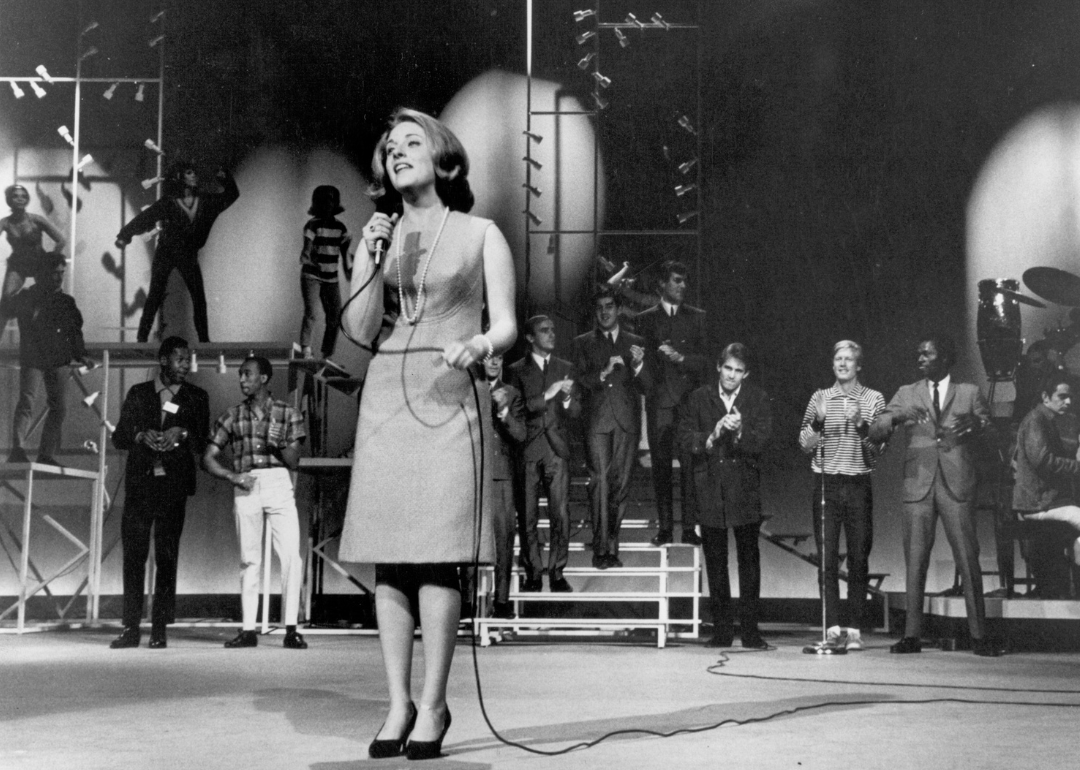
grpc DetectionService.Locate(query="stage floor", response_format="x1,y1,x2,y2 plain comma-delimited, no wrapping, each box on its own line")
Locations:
1,625,1077,769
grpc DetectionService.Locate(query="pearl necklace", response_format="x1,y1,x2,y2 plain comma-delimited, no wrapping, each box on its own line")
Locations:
395,207,450,325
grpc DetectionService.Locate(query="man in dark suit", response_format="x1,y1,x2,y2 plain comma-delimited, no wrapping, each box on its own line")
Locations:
870,335,1003,657
507,315,580,593
484,353,526,618
109,336,210,649
6,252,93,465
634,260,708,547
679,343,772,649
573,286,651,568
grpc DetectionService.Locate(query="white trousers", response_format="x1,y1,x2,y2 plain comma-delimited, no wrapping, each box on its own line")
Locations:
233,468,303,628
1022,505,1080,565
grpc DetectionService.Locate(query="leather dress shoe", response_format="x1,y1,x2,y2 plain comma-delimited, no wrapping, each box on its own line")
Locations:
283,631,308,649
109,626,141,649
741,631,769,650
405,706,451,761
520,577,543,592
6,448,29,464
224,630,258,648
148,628,167,649
606,554,623,568
490,601,515,619
704,632,734,648
650,530,673,547
681,530,702,546
890,636,922,654
549,576,573,593
972,637,1006,657
592,553,611,569
369,702,417,759
36,455,60,467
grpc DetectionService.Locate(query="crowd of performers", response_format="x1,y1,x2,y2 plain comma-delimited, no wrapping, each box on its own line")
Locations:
5,107,1080,759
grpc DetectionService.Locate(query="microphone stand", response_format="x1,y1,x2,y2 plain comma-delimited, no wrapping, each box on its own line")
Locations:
804,406,847,655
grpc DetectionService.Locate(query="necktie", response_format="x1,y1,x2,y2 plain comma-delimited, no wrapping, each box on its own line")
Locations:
933,381,941,420
542,358,548,377
605,332,613,348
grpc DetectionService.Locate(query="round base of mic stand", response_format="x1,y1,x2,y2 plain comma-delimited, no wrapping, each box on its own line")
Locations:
802,640,848,655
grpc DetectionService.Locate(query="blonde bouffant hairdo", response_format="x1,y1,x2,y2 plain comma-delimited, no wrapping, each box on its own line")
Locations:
369,108,474,214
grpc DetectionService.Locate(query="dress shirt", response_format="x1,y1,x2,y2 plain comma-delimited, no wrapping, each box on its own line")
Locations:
598,325,644,380
718,384,741,414
157,379,180,425
209,396,306,473
660,300,679,317
929,374,951,414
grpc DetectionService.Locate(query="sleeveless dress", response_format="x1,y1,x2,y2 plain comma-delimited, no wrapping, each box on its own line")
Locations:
2,214,49,276
339,211,495,564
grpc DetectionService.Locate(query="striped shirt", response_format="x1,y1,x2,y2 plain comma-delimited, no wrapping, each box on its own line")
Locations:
799,383,886,475
209,397,306,474
300,217,352,283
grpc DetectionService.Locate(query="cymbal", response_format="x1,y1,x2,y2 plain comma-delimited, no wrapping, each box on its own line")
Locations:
1002,290,1046,309
1024,267,1080,307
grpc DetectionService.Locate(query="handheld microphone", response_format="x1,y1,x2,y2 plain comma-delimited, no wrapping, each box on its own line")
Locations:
373,195,402,266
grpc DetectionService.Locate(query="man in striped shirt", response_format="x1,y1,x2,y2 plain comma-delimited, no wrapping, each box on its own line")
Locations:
798,340,885,650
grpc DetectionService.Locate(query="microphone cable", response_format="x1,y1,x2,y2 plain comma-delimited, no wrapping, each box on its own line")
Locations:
337,258,382,355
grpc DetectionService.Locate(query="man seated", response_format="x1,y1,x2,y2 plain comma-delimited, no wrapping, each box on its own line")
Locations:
1012,372,1080,598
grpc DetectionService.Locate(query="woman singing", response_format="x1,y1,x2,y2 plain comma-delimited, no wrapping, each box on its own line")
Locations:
1,184,67,317
339,108,516,760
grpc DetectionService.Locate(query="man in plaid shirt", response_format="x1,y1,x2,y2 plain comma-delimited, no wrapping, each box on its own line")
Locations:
204,356,308,649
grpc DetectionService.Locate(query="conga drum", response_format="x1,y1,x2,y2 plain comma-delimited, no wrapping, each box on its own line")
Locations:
977,278,1023,381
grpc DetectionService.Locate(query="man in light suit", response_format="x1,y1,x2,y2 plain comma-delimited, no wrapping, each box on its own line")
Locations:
870,335,1003,656
573,286,652,569
679,343,772,649
507,315,581,593
484,353,526,617
109,336,210,649
634,260,709,547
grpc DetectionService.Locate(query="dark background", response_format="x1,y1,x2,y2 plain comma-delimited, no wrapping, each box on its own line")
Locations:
3,1,1079,558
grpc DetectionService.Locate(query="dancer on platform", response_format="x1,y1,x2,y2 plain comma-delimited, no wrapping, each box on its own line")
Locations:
110,336,209,649
1,184,66,318
203,356,308,651
115,160,239,343
6,252,92,465
298,185,353,360
338,108,516,760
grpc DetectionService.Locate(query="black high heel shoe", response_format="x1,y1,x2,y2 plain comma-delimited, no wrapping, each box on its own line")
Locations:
368,702,417,759
405,706,452,761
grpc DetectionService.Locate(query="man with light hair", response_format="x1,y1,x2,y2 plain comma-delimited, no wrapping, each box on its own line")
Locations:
799,340,885,651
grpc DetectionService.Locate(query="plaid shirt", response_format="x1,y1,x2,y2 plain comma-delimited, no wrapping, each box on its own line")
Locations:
209,397,306,473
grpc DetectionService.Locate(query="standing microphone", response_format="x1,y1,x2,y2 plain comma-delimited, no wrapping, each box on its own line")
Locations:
372,195,402,267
